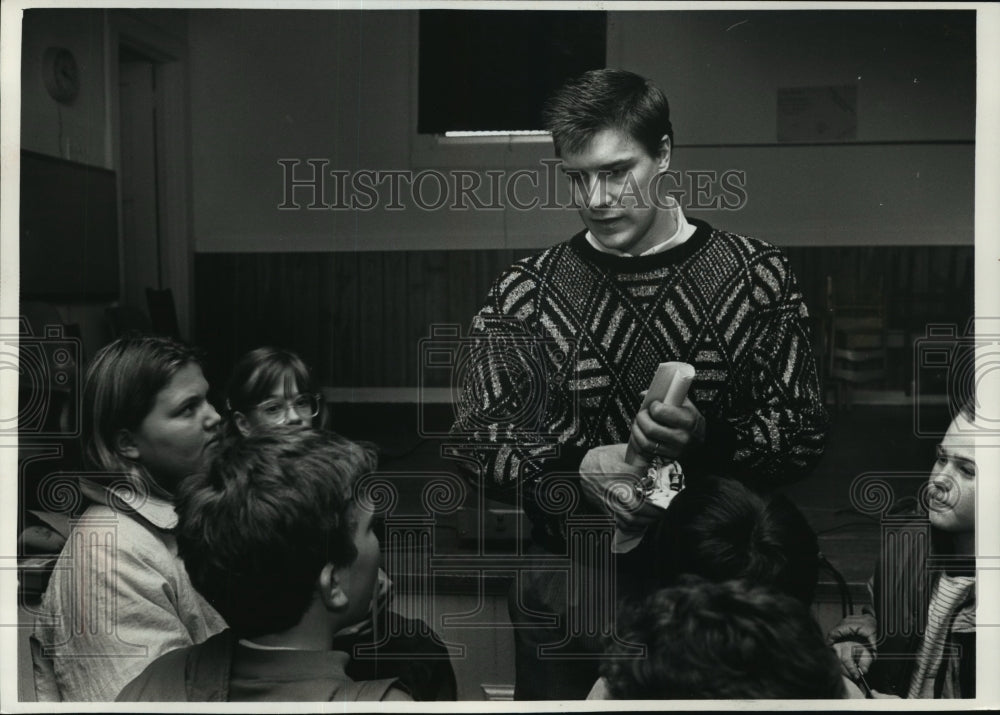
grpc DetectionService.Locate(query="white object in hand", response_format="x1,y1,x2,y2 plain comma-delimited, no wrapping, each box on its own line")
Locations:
625,361,696,466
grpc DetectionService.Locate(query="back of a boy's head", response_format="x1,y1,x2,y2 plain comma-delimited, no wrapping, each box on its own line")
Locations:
603,577,845,699
645,478,819,605
176,426,377,637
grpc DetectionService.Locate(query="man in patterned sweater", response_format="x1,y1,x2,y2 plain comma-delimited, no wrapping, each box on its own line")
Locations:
449,69,828,699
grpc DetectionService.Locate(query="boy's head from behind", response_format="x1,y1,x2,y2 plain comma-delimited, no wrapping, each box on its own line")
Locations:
639,477,819,605
603,577,845,699
176,426,380,638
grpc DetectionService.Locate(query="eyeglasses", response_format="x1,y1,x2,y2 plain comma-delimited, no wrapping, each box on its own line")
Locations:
253,393,323,425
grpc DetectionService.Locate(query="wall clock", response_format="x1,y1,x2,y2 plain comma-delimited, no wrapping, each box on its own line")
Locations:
43,47,79,105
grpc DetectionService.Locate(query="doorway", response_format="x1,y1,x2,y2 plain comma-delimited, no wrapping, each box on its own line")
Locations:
117,44,162,315
108,11,191,339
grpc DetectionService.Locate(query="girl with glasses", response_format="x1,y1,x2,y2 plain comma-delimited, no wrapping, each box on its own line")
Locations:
224,347,325,438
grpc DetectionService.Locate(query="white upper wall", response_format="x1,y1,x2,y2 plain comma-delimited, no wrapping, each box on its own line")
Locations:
21,9,110,167
190,9,974,250
613,10,973,144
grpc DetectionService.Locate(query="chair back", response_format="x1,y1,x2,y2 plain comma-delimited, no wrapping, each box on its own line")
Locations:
146,288,181,339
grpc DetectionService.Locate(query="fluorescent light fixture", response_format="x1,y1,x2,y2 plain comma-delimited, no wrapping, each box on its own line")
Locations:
444,130,551,138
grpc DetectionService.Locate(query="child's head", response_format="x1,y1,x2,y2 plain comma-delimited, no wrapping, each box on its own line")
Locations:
83,334,221,492
224,347,323,437
928,397,977,538
638,477,819,605
176,426,379,638
602,577,846,699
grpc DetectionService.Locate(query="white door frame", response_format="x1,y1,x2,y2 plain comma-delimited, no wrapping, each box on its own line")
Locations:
106,10,192,338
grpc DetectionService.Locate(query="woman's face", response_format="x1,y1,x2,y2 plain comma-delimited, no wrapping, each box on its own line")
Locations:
237,373,318,436
124,362,221,493
927,411,976,534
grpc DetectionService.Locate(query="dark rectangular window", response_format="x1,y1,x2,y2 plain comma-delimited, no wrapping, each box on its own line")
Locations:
418,10,607,135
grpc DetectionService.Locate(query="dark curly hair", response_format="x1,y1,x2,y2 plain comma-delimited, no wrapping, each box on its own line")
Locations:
602,577,845,699
175,426,376,637
622,477,819,606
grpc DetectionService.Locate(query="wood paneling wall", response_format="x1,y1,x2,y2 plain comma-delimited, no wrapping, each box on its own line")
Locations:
195,249,533,389
195,245,973,390
784,245,974,331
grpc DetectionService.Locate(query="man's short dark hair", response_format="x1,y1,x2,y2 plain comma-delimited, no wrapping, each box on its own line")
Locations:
602,578,846,699
542,68,674,158
628,477,819,605
176,427,377,637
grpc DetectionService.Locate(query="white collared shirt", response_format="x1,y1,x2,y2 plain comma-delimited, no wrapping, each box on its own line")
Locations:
585,206,695,257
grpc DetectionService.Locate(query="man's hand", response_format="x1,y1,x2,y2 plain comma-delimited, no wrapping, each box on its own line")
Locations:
629,397,706,463
579,443,663,530
828,613,878,680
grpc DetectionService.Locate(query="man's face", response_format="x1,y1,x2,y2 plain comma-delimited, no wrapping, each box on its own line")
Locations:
335,504,382,626
559,127,672,256
927,412,976,534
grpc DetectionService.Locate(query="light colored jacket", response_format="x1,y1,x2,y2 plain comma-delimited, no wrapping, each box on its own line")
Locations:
30,480,226,701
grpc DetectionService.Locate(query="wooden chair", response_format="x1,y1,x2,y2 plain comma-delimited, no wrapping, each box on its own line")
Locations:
104,303,152,339
824,277,888,410
146,287,181,339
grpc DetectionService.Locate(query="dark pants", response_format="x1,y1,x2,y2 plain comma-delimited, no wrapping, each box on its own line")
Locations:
507,544,612,700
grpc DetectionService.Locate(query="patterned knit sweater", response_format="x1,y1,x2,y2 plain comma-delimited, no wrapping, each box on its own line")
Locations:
450,219,828,536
